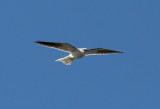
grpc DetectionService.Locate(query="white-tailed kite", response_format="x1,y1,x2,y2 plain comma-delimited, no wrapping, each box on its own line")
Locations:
35,41,123,65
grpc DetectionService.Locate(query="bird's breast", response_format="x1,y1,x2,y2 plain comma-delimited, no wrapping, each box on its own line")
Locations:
71,51,84,59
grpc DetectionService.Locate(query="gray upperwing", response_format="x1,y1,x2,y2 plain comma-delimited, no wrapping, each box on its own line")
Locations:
35,41,78,53
85,48,123,55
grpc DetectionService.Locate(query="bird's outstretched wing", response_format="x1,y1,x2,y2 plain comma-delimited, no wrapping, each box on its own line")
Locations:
84,48,123,56
35,41,78,53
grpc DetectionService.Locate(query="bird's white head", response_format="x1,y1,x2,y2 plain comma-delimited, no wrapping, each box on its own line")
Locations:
78,48,87,52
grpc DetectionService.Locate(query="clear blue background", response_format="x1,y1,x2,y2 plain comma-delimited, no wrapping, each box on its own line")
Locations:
1,0,160,109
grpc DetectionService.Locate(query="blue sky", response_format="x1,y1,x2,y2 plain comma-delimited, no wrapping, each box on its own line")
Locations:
1,0,160,109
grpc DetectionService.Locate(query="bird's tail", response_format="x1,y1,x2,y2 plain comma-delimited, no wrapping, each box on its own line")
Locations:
55,56,73,65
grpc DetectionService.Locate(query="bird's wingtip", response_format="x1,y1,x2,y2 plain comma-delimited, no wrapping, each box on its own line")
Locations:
35,40,43,43
117,51,124,53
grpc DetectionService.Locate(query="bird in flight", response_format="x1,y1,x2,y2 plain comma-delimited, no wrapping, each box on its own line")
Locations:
35,41,123,65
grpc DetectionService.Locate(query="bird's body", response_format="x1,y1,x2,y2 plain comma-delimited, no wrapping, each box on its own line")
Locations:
69,49,85,59
35,41,123,65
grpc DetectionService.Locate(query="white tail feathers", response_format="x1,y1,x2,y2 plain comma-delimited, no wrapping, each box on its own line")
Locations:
56,56,73,65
